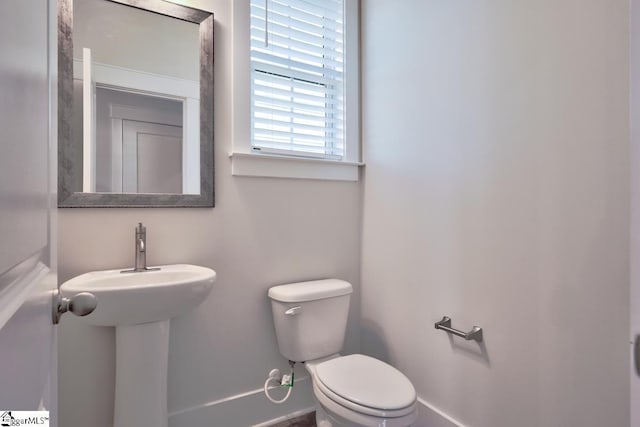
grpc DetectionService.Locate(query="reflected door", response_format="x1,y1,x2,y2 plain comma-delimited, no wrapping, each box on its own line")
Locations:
122,121,183,194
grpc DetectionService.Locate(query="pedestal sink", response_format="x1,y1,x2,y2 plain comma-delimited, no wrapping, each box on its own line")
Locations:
61,264,216,427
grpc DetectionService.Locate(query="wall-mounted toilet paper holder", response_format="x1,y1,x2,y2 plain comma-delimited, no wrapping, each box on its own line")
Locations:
434,316,483,342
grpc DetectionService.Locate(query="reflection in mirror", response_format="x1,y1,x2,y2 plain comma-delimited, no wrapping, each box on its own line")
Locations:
92,88,186,194
72,0,199,195
58,0,214,207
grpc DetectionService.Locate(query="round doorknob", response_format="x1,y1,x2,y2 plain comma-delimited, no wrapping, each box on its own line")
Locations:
53,291,97,324
67,292,98,317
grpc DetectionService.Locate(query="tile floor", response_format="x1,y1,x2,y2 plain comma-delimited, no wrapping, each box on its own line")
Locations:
269,411,316,427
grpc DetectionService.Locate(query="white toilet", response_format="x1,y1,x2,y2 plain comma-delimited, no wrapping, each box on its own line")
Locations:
268,279,418,427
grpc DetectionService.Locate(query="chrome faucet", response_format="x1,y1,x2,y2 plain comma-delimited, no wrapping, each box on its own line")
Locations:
135,223,146,271
122,223,160,273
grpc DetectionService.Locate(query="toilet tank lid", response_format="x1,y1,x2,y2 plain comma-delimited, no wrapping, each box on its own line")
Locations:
268,279,353,303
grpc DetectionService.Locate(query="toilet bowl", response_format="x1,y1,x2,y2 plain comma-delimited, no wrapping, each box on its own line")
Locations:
306,354,418,427
268,279,418,427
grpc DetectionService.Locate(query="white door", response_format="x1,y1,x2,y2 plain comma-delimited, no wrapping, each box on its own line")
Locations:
121,120,183,193
0,0,58,425
633,1,640,425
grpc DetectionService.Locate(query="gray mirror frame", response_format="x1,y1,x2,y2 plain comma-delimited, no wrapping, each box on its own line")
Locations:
58,0,214,207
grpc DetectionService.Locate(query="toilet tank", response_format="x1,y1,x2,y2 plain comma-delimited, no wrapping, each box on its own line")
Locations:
268,279,353,362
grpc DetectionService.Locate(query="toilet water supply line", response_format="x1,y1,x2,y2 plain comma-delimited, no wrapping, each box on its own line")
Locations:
264,360,295,404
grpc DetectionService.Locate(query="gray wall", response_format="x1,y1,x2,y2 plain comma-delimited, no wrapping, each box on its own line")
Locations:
57,1,362,426
360,1,630,426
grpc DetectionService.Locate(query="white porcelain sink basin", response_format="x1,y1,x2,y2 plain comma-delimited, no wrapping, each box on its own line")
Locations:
61,264,216,326
61,263,216,427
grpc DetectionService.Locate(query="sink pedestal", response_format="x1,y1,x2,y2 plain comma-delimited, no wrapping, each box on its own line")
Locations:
60,264,216,427
114,320,170,427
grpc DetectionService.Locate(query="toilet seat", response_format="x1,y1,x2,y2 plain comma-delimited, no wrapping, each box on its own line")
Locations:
312,381,418,427
313,354,416,418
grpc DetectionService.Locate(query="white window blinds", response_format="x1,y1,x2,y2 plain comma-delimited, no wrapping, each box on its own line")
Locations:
250,0,345,159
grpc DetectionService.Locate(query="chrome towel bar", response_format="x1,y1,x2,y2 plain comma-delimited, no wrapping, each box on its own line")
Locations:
434,316,483,342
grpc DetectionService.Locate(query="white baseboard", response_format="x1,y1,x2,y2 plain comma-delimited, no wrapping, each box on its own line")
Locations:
415,397,466,427
168,376,314,427
168,380,464,427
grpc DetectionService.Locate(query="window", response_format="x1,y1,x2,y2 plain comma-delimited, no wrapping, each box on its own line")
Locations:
232,0,360,180
250,0,345,159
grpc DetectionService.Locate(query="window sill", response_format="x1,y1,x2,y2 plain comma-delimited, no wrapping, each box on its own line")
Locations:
229,152,364,181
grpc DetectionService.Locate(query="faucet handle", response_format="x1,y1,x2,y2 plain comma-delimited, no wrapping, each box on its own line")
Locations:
136,222,146,233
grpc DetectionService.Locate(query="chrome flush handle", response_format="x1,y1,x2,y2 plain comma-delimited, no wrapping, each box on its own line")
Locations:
285,306,302,316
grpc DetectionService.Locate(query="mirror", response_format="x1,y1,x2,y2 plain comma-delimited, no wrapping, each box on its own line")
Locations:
58,0,214,207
